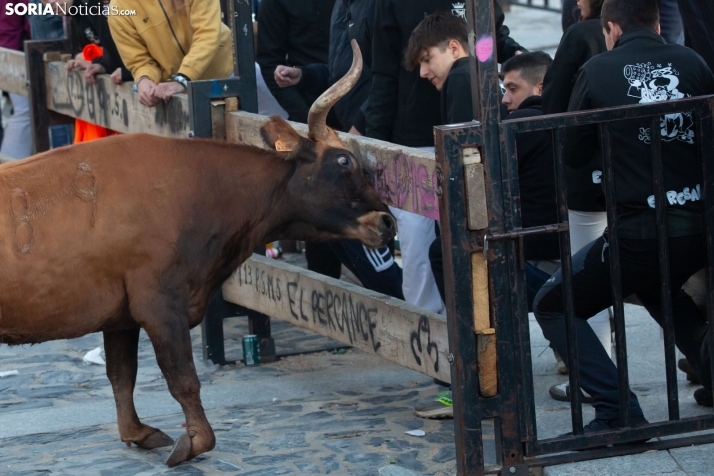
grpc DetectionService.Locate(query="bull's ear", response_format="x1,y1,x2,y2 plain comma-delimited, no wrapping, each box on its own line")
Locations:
261,116,301,154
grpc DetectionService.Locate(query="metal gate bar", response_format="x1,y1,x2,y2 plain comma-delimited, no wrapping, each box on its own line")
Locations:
599,122,632,427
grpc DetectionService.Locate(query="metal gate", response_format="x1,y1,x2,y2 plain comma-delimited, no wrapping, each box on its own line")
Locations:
435,1,714,474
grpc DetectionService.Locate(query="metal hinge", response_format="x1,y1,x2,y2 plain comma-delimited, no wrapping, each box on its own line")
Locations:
483,223,569,269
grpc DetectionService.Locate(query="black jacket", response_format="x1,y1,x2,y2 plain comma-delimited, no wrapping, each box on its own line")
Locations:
505,96,560,260
70,0,132,82
256,0,333,123
440,57,472,124
565,28,714,238
541,17,607,212
365,0,524,147
542,17,606,115
301,0,375,133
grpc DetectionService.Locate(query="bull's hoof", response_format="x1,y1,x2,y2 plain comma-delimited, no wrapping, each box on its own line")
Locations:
165,433,192,467
136,430,174,450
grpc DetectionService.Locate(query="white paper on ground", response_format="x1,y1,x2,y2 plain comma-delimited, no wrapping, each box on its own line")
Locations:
404,429,426,437
0,370,19,378
83,347,105,365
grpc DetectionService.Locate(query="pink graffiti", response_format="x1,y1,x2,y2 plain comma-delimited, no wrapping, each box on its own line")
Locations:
372,153,440,220
475,36,494,63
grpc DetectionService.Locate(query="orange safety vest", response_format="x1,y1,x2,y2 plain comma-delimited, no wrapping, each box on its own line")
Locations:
74,44,121,144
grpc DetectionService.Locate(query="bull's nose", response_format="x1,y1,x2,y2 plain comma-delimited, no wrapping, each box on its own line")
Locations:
382,213,395,231
378,212,397,240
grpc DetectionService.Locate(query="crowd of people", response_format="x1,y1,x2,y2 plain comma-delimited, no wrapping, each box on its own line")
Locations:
1,0,713,435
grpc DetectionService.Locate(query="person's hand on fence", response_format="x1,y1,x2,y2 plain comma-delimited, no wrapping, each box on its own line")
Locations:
137,78,161,107
274,65,302,88
84,64,107,85
110,68,123,85
66,59,91,72
152,81,186,103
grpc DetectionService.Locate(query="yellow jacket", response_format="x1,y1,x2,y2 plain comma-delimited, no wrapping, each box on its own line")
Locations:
108,0,233,84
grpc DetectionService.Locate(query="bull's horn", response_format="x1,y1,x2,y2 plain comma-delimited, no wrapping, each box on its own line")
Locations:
307,39,363,142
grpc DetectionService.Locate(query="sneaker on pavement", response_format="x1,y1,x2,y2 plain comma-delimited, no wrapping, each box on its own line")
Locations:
694,387,713,407
414,391,453,419
678,358,700,384
549,382,593,404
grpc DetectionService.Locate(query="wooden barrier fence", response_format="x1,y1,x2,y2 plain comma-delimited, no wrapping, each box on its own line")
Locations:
0,47,27,97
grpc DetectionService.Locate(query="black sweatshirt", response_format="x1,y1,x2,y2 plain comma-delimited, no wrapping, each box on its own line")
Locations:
542,17,606,115
256,0,333,123
70,0,132,82
565,28,714,239
301,0,375,133
503,96,560,260
541,16,607,212
442,61,559,260
365,0,524,147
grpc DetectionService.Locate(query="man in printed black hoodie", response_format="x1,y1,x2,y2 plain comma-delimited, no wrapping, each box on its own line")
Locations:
534,0,714,433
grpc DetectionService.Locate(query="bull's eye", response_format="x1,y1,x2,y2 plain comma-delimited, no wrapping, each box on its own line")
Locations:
336,155,350,167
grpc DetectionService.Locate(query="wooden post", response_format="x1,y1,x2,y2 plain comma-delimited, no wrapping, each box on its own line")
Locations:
25,39,70,154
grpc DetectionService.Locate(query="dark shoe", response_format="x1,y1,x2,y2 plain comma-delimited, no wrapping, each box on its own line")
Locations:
559,415,650,446
549,382,593,404
414,391,453,419
678,358,700,384
694,387,713,407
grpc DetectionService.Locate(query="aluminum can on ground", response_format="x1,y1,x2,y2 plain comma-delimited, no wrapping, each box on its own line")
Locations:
242,335,260,365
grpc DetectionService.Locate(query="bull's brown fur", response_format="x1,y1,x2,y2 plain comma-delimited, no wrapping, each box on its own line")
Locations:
0,119,395,465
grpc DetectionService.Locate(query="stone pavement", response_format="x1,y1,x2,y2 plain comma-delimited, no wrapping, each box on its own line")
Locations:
2,275,713,476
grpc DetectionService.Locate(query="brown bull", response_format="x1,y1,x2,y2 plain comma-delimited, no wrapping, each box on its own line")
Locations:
0,42,394,466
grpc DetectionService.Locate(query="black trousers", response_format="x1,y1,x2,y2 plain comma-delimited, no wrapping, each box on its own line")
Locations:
534,231,707,420
305,241,404,300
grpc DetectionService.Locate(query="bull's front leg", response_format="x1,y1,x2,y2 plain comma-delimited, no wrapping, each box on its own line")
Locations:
104,328,175,449
139,307,216,467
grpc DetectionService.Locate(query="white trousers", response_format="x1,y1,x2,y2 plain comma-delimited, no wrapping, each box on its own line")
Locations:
0,94,33,160
390,206,446,315
569,209,612,357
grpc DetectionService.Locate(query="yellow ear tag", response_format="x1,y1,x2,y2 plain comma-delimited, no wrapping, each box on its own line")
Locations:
275,136,293,152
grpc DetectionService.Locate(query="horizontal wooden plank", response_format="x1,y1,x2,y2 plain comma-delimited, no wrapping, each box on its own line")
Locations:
222,255,451,383
225,111,441,219
0,47,27,96
44,61,189,138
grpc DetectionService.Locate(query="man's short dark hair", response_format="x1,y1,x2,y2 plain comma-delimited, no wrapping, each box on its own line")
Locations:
404,13,468,71
601,0,659,33
501,51,553,86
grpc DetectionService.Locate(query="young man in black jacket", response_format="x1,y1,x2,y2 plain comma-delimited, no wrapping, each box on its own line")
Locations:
365,0,525,319
534,0,714,434
408,29,560,313
404,14,559,418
